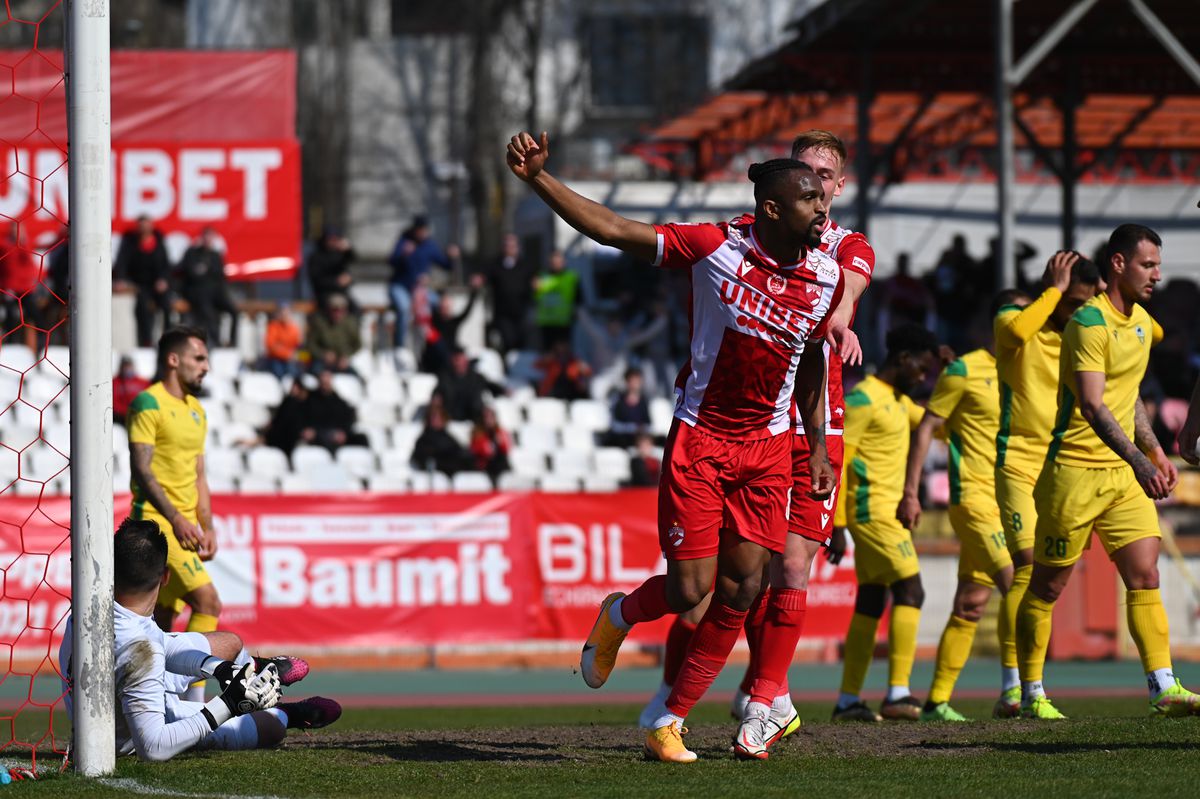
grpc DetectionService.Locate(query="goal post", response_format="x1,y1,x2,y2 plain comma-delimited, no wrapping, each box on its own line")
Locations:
65,0,114,778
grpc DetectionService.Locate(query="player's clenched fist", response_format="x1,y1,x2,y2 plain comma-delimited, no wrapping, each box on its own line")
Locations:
201,662,280,730
507,131,550,182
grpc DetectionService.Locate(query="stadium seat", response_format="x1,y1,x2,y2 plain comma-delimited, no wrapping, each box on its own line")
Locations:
517,424,559,453
25,443,68,482
349,349,374,378
404,373,438,406
551,449,591,478
199,398,230,428
206,473,236,493
539,474,580,493
216,421,257,449
45,345,69,370
208,348,243,381
447,421,472,446
560,427,597,453
238,473,279,494
391,423,422,456
336,446,377,479
409,470,451,493
23,367,68,407
206,447,245,477
650,398,674,436
362,427,390,454
387,348,417,374
496,472,536,491
380,448,414,476
469,348,506,385
491,396,523,430
358,400,398,429
202,376,237,405
569,399,611,432
1,423,40,452
113,445,131,477
508,448,547,478
366,373,404,405
13,478,42,496
528,397,568,428
227,398,271,430
452,471,494,493
129,347,157,380
582,475,620,493
331,374,365,406
367,473,409,492
238,371,285,408
593,447,633,483
292,445,334,475
246,446,289,479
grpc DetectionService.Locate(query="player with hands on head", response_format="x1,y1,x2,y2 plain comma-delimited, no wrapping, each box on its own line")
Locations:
1014,224,1194,720
509,130,844,762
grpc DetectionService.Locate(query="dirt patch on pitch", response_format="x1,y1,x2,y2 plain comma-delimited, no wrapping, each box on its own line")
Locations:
286,721,1043,764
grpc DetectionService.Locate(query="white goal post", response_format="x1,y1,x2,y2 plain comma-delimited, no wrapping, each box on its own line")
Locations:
65,0,115,778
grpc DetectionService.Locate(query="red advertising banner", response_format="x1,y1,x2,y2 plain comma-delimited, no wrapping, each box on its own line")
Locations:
0,50,301,280
0,491,860,662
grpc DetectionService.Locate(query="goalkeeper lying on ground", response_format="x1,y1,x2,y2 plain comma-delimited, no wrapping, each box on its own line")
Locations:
59,518,341,761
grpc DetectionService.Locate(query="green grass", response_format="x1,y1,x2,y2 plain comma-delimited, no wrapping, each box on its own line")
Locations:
16,696,1200,798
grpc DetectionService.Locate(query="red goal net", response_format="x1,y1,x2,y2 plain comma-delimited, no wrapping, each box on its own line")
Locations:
0,0,72,774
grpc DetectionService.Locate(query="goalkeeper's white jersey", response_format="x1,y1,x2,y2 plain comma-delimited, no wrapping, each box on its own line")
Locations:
59,603,212,760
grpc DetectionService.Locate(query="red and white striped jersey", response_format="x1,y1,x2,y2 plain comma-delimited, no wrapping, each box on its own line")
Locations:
796,218,876,436
655,215,844,440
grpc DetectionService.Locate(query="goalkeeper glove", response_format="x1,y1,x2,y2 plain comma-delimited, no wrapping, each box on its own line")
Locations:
200,662,281,731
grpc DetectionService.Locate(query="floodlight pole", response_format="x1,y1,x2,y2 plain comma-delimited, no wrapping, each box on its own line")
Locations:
994,0,1015,291
65,0,115,778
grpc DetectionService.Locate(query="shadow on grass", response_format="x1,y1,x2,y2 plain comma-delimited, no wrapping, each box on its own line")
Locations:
914,740,1197,755
327,737,571,763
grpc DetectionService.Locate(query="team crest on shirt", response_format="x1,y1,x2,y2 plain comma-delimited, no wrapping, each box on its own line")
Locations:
767,274,787,295
667,523,685,547
191,411,201,425
1135,325,1145,344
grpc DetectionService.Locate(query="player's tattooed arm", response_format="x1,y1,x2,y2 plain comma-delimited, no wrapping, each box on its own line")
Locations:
1077,372,1170,499
130,443,180,522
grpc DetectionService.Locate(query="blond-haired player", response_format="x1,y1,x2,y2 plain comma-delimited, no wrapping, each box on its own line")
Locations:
1015,223,1199,718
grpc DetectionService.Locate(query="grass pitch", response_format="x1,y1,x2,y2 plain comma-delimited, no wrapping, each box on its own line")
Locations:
19,696,1200,798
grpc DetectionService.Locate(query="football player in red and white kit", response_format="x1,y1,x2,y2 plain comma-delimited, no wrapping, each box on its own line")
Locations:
636,131,875,758
506,132,841,763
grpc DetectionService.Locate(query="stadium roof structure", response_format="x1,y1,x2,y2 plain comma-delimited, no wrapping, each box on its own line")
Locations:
628,0,1200,278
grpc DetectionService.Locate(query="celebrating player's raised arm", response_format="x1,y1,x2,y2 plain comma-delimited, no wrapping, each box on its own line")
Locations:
507,132,658,264
994,252,1076,346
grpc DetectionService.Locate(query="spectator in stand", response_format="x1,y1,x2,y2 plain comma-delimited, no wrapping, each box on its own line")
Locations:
535,339,592,401
576,307,667,378
114,215,173,347
469,406,512,484
434,347,506,423
929,235,979,353
411,402,472,476
305,294,361,375
45,227,70,345
0,222,40,346
534,250,578,352
484,233,535,354
420,274,485,375
261,304,303,378
303,370,369,453
112,356,151,426
179,227,238,347
388,216,460,349
880,253,932,328
607,366,651,447
306,228,357,311
263,375,313,455
626,433,660,488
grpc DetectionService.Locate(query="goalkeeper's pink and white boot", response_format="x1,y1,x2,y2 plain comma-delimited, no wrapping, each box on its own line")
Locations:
279,697,342,730
255,656,309,686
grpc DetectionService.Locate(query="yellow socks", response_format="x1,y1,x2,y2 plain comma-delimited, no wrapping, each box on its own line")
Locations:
1127,588,1172,673
888,605,921,690
999,565,1030,670
839,612,881,696
187,612,219,634
929,615,977,705
1015,592,1055,683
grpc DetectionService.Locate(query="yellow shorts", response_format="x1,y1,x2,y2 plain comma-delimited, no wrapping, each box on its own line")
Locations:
1032,461,1160,568
133,508,212,612
850,518,920,586
948,500,1013,588
995,462,1039,554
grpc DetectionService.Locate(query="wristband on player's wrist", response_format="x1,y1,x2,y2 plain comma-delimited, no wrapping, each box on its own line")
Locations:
200,695,233,731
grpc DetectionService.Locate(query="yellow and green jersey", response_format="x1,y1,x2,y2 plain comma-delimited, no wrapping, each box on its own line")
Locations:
127,381,207,520
840,374,925,526
994,287,1063,471
1048,293,1160,468
927,349,999,507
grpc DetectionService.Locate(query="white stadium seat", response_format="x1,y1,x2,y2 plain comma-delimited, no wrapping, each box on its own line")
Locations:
517,424,558,453
593,447,633,483
508,448,546,478
367,473,408,492
216,421,257,449
357,400,397,429
452,471,494,493
336,446,377,479
202,376,236,405
380,448,414,476
366,373,404,405
582,475,619,493
238,473,279,494
238,371,284,408
528,397,568,428
469,348,506,385
447,421,472,447
569,399,610,432
208,348,243,380
227,399,270,430
128,347,157,380
560,427,596,453
292,445,334,476
539,474,580,493
391,423,422,457
404,373,438,406
550,449,591,478
496,472,536,491
349,349,374,378
491,396,523,430
205,447,244,477
408,470,451,493
206,473,236,493
245,446,289,479
331,373,365,406
650,397,675,436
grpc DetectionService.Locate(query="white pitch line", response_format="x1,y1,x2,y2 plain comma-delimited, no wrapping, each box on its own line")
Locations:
97,777,287,799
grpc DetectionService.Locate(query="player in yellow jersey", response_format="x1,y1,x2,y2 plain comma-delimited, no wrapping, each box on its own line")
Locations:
991,250,1101,716
831,324,939,722
1015,224,1200,719
898,290,1029,722
128,327,223,659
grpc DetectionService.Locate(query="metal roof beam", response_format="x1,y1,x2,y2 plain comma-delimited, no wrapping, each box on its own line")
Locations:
1009,0,1100,86
1128,0,1200,88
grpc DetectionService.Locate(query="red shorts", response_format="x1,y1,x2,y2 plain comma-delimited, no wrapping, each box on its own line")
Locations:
658,420,791,560
789,433,845,544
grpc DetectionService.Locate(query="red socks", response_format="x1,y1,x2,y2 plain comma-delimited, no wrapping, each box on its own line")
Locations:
662,617,697,687
739,588,771,694
749,588,808,706
620,574,672,626
666,601,750,718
